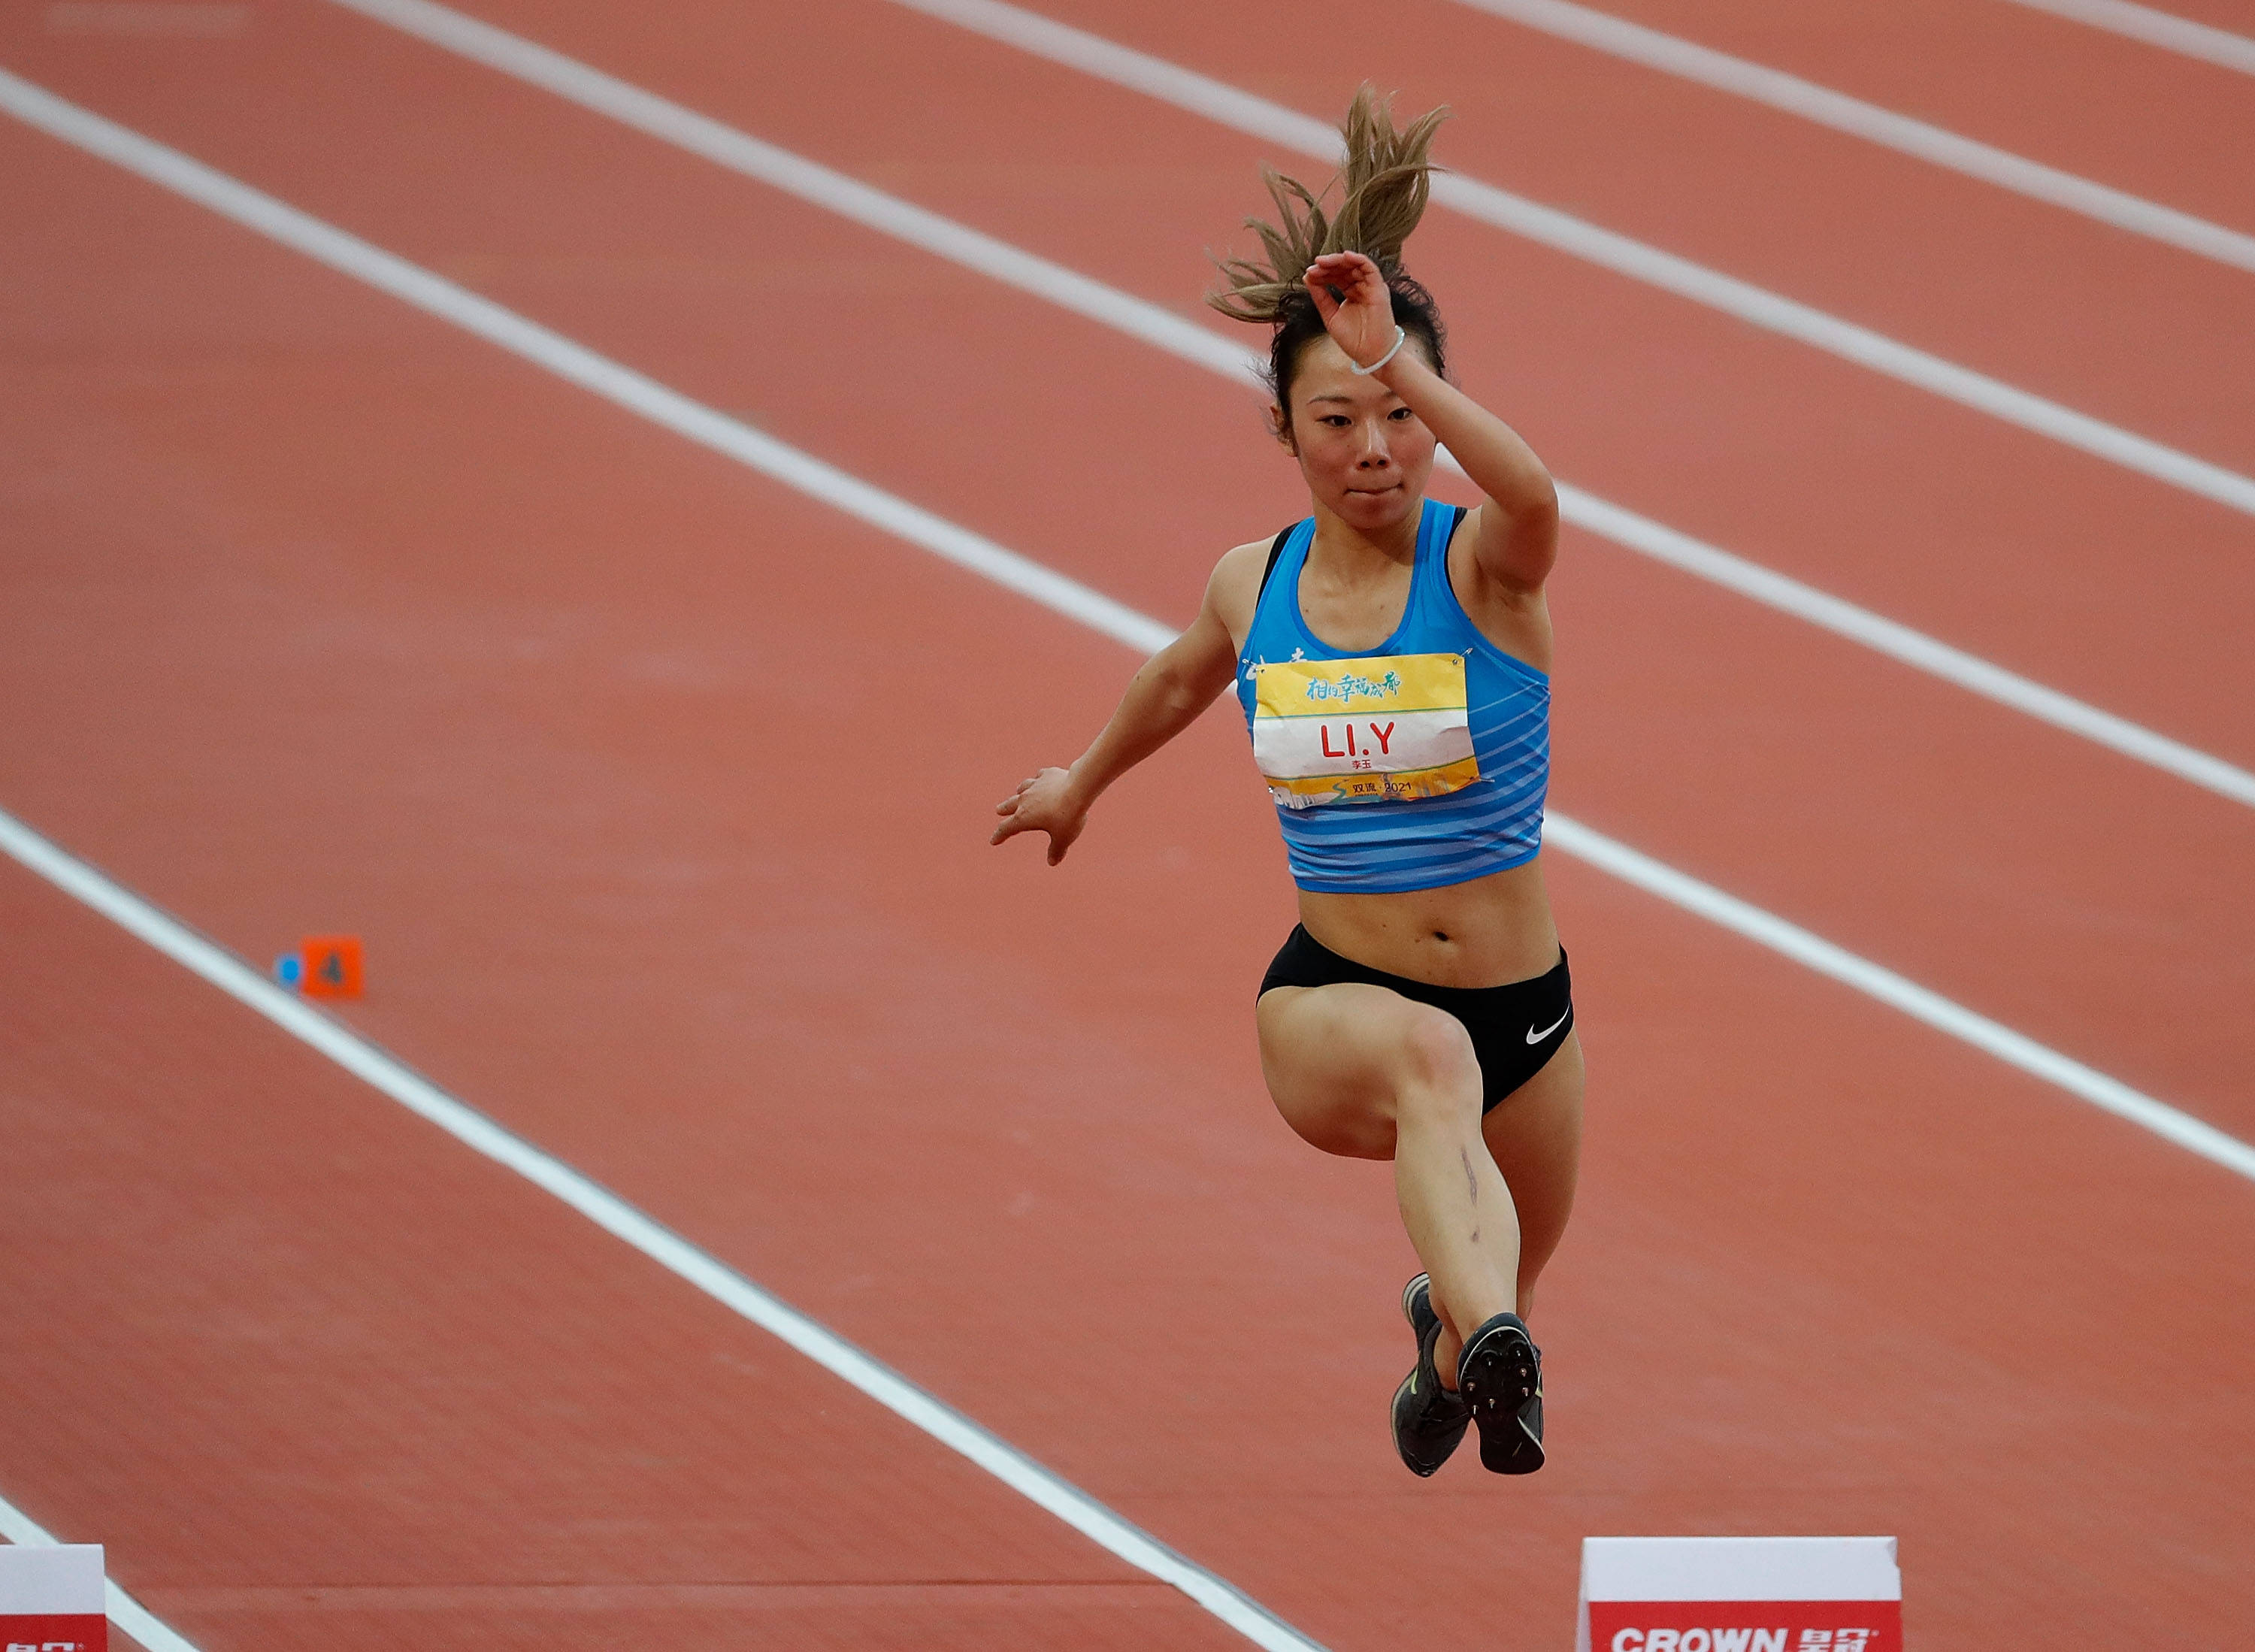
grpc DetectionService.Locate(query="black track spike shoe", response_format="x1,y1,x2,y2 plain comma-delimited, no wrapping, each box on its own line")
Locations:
1389,1273,1471,1477
1457,1310,1545,1475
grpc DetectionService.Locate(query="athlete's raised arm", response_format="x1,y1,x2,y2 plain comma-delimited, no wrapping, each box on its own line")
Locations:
990,543,1261,864
1303,249,1560,595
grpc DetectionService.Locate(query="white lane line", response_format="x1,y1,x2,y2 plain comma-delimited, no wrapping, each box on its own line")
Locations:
0,67,1312,1652
317,0,1258,388
886,0,2255,524
1449,0,2255,274
1998,0,2255,75
313,0,2255,809
0,1498,203,1652
1546,817,2255,1182
3,73,2250,1197
0,803,1321,1652
14,75,1174,658
1556,486,2255,809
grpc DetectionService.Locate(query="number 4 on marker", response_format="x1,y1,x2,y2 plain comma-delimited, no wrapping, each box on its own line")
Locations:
299,934,365,999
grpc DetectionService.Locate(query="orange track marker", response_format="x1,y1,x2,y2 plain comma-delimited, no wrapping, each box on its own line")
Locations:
299,934,365,998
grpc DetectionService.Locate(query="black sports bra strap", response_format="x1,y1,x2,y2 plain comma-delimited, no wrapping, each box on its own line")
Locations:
1451,503,1470,537
1257,524,1295,598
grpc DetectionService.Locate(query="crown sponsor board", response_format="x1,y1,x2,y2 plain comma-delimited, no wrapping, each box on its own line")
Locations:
0,1545,106,1652
1578,1536,1900,1652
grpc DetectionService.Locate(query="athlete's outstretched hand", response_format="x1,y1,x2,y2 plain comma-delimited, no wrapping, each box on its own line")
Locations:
991,766,1088,865
1303,251,1398,370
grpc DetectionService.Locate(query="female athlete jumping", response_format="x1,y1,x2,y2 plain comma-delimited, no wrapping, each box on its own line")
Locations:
992,92,1579,1478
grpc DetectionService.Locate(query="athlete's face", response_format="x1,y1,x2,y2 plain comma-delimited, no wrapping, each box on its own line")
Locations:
1274,334,1438,537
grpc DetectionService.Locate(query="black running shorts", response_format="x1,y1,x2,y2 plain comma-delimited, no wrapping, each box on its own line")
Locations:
1258,924,1574,1112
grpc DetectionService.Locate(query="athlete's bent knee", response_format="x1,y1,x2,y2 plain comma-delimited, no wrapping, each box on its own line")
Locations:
1391,1010,1481,1125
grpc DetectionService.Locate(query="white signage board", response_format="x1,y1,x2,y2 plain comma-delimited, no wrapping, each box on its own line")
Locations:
1578,1536,1900,1652
0,1545,106,1652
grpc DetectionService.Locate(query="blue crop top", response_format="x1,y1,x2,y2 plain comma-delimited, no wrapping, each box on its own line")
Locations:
1234,499,1551,894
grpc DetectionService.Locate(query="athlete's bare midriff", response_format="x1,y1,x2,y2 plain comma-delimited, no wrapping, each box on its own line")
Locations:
1297,855,1560,989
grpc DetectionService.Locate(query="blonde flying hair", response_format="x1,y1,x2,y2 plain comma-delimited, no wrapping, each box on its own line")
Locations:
1208,86,1449,324
1206,87,1451,420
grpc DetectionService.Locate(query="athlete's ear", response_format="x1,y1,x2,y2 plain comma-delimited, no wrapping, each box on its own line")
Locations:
1268,402,1297,455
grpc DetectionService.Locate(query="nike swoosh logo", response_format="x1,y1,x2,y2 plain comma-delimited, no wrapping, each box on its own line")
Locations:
1524,1009,1569,1045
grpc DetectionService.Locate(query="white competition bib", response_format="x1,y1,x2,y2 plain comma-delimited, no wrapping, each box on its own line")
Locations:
1251,652,1479,809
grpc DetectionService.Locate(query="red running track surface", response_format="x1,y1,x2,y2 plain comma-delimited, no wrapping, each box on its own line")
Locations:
2,3,2251,1648
8,0,2253,1125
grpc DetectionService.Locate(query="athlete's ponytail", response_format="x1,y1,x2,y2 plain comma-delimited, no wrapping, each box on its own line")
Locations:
1208,86,1450,425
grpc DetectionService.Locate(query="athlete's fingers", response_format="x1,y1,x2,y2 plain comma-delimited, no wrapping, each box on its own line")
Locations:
995,792,1020,815
1306,252,1378,294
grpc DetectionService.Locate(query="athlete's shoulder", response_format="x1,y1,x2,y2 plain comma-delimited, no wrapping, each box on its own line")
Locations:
1205,532,1285,646
1215,534,1274,578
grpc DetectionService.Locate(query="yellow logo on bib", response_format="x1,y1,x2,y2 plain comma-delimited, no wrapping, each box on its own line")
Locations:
1252,653,1479,808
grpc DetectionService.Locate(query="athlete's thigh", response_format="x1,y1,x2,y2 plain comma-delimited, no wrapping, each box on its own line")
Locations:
1256,982,1475,1160
1481,1029,1585,1301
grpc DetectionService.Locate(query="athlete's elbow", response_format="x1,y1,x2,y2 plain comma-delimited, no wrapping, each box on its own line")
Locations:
1502,474,1557,531
1155,667,1217,719
1148,646,1228,714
